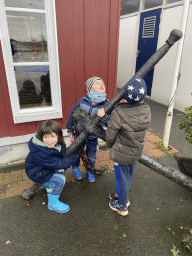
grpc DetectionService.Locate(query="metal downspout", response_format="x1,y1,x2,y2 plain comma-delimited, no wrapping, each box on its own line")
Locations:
163,0,191,149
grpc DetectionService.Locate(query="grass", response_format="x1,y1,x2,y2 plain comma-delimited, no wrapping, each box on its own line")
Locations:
114,225,118,230
171,245,180,256
154,141,174,157
100,164,114,175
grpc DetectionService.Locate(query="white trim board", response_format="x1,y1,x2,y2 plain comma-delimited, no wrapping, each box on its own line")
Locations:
0,129,68,147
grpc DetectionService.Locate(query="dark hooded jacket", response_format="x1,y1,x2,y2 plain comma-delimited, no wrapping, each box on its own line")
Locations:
25,136,78,184
105,102,151,165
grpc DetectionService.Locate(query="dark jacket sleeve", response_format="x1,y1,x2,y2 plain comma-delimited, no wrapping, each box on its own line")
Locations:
105,109,121,148
100,113,110,125
99,100,110,125
31,151,78,171
66,99,81,133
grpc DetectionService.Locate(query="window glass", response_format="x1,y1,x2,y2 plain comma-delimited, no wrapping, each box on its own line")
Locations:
15,66,52,109
167,0,181,4
1,0,62,122
121,0,140,16
5,0,45,9
144,0,163,10
7,11,48,62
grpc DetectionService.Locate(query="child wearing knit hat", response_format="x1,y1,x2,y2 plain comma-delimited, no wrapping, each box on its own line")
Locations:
105,77,151,216
66,77,110,182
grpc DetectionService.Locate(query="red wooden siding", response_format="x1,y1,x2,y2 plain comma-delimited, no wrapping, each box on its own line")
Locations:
0,0,120,140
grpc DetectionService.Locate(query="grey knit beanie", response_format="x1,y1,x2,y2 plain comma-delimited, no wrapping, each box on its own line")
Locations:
85,77,103,92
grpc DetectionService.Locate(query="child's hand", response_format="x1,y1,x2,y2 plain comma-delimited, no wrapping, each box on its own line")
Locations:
97,107,105,117
58,169,65,172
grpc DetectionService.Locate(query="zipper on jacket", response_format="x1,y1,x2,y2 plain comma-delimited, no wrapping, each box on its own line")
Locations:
89,106,93,116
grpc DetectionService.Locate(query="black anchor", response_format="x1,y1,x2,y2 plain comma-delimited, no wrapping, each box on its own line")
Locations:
22,30,184,200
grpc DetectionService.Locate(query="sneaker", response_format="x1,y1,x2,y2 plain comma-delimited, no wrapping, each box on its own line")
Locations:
109,199,128,216
109,192,130,207
72,167,82,180
86,170,95,182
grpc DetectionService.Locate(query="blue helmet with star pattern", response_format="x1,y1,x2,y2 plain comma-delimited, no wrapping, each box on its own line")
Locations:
123,77,147,104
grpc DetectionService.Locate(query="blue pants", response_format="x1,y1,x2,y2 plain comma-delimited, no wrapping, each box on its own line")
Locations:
42,173,66,195
115,162,137,207
72,137,98,169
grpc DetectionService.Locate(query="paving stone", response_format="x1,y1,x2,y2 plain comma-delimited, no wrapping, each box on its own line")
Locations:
147,148,167,158
5,180,33,198
143,141,156,151
0,186,5,200
145,130,151,136
145,133,162,143
0,170,22,186
0,132,179,198
167,147,178,154
145,151,155,158
21,169,28,180
97,149,109,160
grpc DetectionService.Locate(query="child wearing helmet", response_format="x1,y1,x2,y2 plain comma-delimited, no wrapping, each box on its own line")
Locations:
105,77,151,216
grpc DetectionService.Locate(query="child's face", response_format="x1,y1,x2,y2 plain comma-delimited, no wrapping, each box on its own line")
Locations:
43,132,58,148
90,80,106,93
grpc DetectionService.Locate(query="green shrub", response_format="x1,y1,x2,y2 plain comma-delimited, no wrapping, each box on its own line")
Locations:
177,106,192,144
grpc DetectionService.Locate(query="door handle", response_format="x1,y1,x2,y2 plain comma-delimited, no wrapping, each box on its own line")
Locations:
136,49,140,57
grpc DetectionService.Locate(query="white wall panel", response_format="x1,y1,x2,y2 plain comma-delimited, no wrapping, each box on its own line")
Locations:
116,3,192,111
174,3,192,111
151,5,183,108
117,15,139,88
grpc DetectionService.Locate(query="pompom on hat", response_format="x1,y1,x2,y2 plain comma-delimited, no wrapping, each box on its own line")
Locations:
85,77,103,92
123,77,147,104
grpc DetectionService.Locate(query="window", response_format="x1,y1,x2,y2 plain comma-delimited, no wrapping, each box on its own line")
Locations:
143,0,163,10
121,0,140,16
0,0,62,123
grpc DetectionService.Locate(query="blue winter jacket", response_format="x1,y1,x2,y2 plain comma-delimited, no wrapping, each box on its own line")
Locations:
66,96,110,137
25,137,78,184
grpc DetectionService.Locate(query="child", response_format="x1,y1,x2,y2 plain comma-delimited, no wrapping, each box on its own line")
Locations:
66,76,110,182
25,120,78,213
105,77,151,216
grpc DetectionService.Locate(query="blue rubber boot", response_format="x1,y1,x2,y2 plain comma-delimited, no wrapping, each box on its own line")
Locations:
47,194,70,213
72,167,82,180
86,169,95,182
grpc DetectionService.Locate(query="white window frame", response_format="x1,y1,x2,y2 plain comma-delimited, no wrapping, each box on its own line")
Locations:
120,0,184,17
0,0,62,124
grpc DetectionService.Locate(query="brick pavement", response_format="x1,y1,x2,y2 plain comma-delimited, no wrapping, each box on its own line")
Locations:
0,132,178,199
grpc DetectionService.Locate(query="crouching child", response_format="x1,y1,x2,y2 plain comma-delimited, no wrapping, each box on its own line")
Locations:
25,120,78,213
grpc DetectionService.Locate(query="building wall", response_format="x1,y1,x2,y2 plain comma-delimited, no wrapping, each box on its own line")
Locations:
117,14,139,88
0,0,120,164
174,3,192,111
117,3,192,112
0,0,120,139
151,5,183,106
56,0,120,125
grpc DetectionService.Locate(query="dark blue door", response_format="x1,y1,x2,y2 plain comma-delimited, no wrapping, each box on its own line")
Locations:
136,9,161,96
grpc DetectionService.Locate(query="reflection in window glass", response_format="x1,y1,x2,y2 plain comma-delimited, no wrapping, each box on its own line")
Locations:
144,0,163,10
121,0,140,16
7,11,48,63
5,0,45,9
167,0,181,4
15,66,52,109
